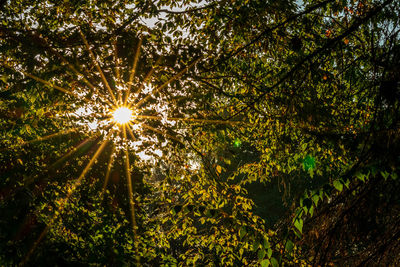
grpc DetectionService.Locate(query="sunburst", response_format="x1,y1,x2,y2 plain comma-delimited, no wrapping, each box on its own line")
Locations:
3,26,242,265
112,106,134,125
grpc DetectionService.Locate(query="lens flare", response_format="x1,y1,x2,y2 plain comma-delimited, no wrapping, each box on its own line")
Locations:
113,107,133,124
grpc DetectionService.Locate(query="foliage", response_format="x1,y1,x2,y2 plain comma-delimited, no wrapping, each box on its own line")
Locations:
1,0,400,266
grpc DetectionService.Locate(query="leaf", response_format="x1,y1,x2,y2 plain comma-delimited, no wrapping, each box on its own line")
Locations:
258,249,266,260
267,247,272,258
312,193,320,206
216,165,222,174
294,219,303,234
270,257,279,267
233,139,241,147
380,171,389,180
309,205,314,217
252,239,260,251
223,158,231,165
303,155,316,172
355,172,365,182
285,240,294,253
333,179,343,192
0,75,8,83
261,259,270,267
239,226,246,240
343,178,350,189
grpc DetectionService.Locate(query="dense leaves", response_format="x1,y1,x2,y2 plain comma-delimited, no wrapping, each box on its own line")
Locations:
1,0,400,266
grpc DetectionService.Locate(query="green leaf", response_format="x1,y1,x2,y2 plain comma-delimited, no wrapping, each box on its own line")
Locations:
381,171,390,180
294,230,302,239
270,257,279,267
252,239,260,251
333,179,343,192
309,205,314,217
233,139,241,147
261,259,270,267
285,240,294,253
262,237,270,249
0,75,8,83
267,247,272,258
343,178,350,189
312,193,320,206
355,172,367,182
294,219,303,234
303,155,316,172
258,249,266,260
239,226,246,240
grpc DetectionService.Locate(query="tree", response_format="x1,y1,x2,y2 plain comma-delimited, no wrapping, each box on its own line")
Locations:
1,0,400,266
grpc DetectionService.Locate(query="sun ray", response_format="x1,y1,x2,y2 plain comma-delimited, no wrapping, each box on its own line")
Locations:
126,122,137,141
128,56,162,106
22,127,80,146
46,43,99,97
20,114,112,148
3,61,115,107
135,114,243,125
122,125,140,264
134,56,201,109
125,37,143,105
79,28,117,105
22,133,101,193
6,24,213,267
112,39,123,103
101,144,115,196
20,129,113,266
48,133,99,170
22,134,99,187
3,30,100,100
2,62,86,101
19,223,49,267
22,71,79,97
112,40,121,82
72,80,115,108
75,130,112,188
139,121,184,145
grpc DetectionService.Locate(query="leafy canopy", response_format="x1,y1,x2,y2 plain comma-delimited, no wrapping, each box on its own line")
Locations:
1,0,400,266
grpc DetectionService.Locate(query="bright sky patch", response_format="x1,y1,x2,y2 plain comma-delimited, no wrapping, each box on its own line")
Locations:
113,107,133,125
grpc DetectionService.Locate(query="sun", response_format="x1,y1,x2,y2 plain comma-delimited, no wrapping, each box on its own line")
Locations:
6,28,236,264
112,106,133,125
